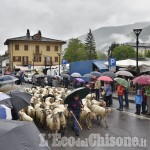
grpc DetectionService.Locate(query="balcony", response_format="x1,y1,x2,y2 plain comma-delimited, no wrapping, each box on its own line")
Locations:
33,50,42,55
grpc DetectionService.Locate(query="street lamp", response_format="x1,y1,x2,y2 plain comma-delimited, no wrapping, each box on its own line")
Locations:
57,52,61,75
32,58,35,70
133,29,142,76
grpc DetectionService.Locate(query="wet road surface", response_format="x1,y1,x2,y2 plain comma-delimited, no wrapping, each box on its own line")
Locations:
22,84,149,150
38,99,150,150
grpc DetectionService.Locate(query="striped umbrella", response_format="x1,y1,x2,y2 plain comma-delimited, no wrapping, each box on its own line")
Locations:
0,104,12,120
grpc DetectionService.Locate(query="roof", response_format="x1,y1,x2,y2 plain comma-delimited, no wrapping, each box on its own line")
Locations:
122,43,150,48
93,60,108,70
4,36,66,45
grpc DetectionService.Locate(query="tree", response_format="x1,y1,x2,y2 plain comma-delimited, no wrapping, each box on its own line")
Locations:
97,52,107,60
85,29,97,60
108,42,119,57
64,38,86,62
144,50,150,58
112,45,136,60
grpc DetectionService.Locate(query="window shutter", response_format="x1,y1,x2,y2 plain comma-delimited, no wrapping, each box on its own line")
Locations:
13,56,15,62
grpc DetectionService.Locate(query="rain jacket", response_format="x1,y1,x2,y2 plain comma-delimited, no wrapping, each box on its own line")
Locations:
117,85,124,96
134,95,143,105
104,84,112,96
68,99,83,113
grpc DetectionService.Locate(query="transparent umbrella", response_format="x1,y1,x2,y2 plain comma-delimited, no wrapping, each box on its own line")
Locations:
0,75,18,84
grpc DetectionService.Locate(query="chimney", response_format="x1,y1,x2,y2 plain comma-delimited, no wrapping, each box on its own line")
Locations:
38,30,42,37
26,29,30,38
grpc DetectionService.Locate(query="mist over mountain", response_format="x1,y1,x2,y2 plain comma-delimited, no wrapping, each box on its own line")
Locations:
65,22,150,53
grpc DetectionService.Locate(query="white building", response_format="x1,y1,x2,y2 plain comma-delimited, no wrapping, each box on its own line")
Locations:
122,43,150,55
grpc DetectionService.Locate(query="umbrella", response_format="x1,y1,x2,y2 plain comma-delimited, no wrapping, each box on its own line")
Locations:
64,87,90,104
71,72,82,78
0,120,50,150
10,91,32,112
0,105,12,120
0,92,13,108
35,74,45,79
115,71,134,77
75,78,85,83
133,75,150,85
0,75,18,84
114,78,129,88
55,75,62,79
98,76,113,82
101,71,116,79
82,74,93,78
61,74,70,79
90,71,101,78
0,92,11,100
46,74,54,78
0,84,21,93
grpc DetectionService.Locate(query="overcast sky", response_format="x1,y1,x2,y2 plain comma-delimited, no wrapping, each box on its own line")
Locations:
0,0,150,54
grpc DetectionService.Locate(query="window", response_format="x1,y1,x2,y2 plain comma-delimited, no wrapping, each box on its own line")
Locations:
45,57,52,65
34,56,41,62
46,46,50,51
13,56,21,62
55,57,58,62
24,45,28,51
15,45,19,50
54,46,58,51
35,45,39,54
22,56,28,65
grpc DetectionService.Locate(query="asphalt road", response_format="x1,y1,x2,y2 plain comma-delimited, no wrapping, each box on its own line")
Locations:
39,100,150,150
23,83,150,150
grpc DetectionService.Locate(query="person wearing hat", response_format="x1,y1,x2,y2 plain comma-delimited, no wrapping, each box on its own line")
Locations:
134,90,143,115
68,94,83,136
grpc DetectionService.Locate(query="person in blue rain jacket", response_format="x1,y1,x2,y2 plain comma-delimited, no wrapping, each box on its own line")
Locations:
135,90,143,115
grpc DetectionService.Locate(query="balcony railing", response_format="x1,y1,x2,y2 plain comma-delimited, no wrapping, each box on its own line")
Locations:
33,50,42,55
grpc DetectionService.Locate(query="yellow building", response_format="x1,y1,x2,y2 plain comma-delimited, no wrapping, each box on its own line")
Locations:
4,29,66,70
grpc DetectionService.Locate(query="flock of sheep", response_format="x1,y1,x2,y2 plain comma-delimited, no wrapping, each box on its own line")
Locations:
19,86,112,135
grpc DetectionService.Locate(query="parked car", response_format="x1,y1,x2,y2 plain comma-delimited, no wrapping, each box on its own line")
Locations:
24,74,33,83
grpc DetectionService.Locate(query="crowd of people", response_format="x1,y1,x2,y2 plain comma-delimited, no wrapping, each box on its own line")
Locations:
80,77,150,116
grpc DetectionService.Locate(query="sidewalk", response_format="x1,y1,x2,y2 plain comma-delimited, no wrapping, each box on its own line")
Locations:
113,92,135,103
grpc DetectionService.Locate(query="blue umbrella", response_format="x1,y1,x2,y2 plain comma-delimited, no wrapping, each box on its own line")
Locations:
0,75,18,84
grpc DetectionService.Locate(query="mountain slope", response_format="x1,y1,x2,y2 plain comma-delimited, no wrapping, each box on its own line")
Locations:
77,22,150,52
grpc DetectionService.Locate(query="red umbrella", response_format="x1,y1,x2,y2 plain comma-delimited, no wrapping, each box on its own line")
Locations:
97,76,113,82
133,75,150,85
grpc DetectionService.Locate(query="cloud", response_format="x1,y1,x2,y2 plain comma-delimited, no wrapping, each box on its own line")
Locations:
110,34,132,43
0,0,150,54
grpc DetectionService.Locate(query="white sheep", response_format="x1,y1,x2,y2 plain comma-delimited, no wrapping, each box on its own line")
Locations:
19,111,33,122
27,105,35,120
90,105,111,128
80,106,96,129
91,100,106,107
46,114,60,134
